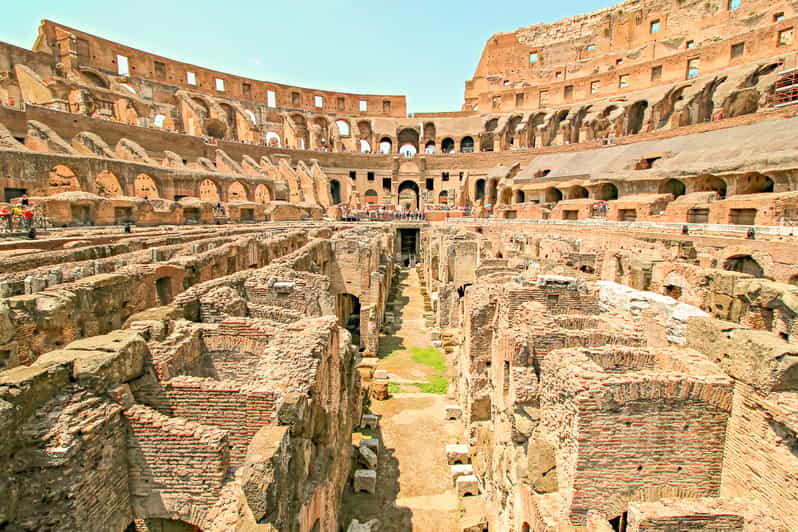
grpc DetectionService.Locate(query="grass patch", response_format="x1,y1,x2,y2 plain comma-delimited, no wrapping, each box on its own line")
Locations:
413,375,449,394
388,382,401,394
410,346,446,372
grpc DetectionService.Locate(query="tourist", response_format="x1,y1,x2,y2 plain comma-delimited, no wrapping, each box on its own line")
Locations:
20,194,29,207
22,206,34,230
0,206,10,232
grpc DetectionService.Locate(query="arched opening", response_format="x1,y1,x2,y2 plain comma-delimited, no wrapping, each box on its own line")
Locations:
438,190,449,204
397,180,420,210
48,165,81,195
736,174,775,195
505,115,523,148
423,122,436,141
397,128,419,153
399,144,417,157
694,175,727,199
82,70,109,88
596,183,619,201
199,179,221,203
364,189,379,205
134,174,159,199
264,131,281,147
360,140,371,153
335,120,351,137
625,101,648,135
544,187,563,204
379,137,393,154
255,184,271,204
724,255,765,278
312,117,329,148
570,186,589,199
460,136,475,153
790,274,798,287
661,179,686,198
228,181,248,202
441,138,455,153
205,119,226,140
125,518,199,532
153,114,166,128
475,179,486,202
330,179,342,204
219,103,237,141
514,190,525,203
337,293,361,344
244,110,257,126
500,187,513,205
95,170,123,198
481,119,498,152
290,114,309,149
522,524,531,532
609,512,628,532
425,140,436,154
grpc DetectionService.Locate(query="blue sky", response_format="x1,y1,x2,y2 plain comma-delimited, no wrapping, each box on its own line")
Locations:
0,0,609,113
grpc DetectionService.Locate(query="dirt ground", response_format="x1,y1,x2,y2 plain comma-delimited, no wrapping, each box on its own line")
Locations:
340,268,464,531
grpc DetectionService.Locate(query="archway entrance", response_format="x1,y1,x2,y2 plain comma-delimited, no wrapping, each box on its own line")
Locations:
397,180,420,210
330,179,342,204
724,255,765,278
337,293,361,346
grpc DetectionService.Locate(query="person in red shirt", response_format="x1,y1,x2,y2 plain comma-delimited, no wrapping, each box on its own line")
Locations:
22,207,34,230
0,206,10,232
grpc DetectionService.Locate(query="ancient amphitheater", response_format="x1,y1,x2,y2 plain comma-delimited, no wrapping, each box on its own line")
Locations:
0,0,797,530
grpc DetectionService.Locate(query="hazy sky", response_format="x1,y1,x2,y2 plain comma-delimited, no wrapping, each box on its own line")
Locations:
0,0,610,113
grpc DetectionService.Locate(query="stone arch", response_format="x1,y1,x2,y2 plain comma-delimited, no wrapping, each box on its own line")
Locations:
500,187,513,205
199,178,221,202
397,128,419,153
595,183,619,201
723,255,765,278
569,185,589,199
397,180,420,210
364,189,379,205
460,136,475,153
379,137,393,154
441,138,455,153
360,140,371,153
95,170,123,198
219,103,237,141
264,131,281,147
693,175,727,199
504,115,524,148
660,178,686,198
514,189,525,203
625,100,648,135
425,140,436,154
205,118,227,140
48,164,81,195
254,183,271,204
544,187,563,204
228,181,248,202
80,69,109,89
661,270,693,302
474,178,486,202
423,122,436,141
134,174,159,199
335,119,351,137
735,173,774,195
438,190,449,204
312,116,330,148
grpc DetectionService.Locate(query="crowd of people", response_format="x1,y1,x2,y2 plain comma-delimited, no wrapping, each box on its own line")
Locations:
0,195,37,234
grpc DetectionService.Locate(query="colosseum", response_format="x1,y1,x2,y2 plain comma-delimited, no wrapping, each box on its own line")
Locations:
0,0,796,530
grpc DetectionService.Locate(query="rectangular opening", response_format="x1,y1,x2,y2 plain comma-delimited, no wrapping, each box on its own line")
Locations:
778,28,793,47
650,19,660,33
314,95,324,108
529,52,538,64
240,208,254,221
426,178,434,191
618,74,629,89
266,90,277,108
729,208,757,225
173,195,188,201
367,172,375,181
590,80,600,95
382,177,392,191
619,209,638,221
442,172,450,181
184,207,200,223
70,205,91,226
4,188,26,202
503,360,511,394
686,58,700,80
546,294,559,306
292,91,301,105
728,0,741,9
383,100,391,113
686,40,695,49
359,100,368,112
187,71,197,85
215,78,225,92
687,208,709,223
563,210,579,220
539,90,549,108
651,65,663,81
731,42,745,59
337,97,345,110
516,93,525,107
242,83,252,97
349,170,357,180
774,12,785,22
564,85,574,101
116,54,129,76
114,207,134,224
154,61,166,80
155,277,173,305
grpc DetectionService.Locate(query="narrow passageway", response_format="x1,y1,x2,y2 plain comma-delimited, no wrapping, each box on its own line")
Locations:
340,267,462,531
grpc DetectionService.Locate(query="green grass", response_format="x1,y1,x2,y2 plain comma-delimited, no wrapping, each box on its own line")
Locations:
388,382,401,394
414,375,449,394
410,347,446,372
